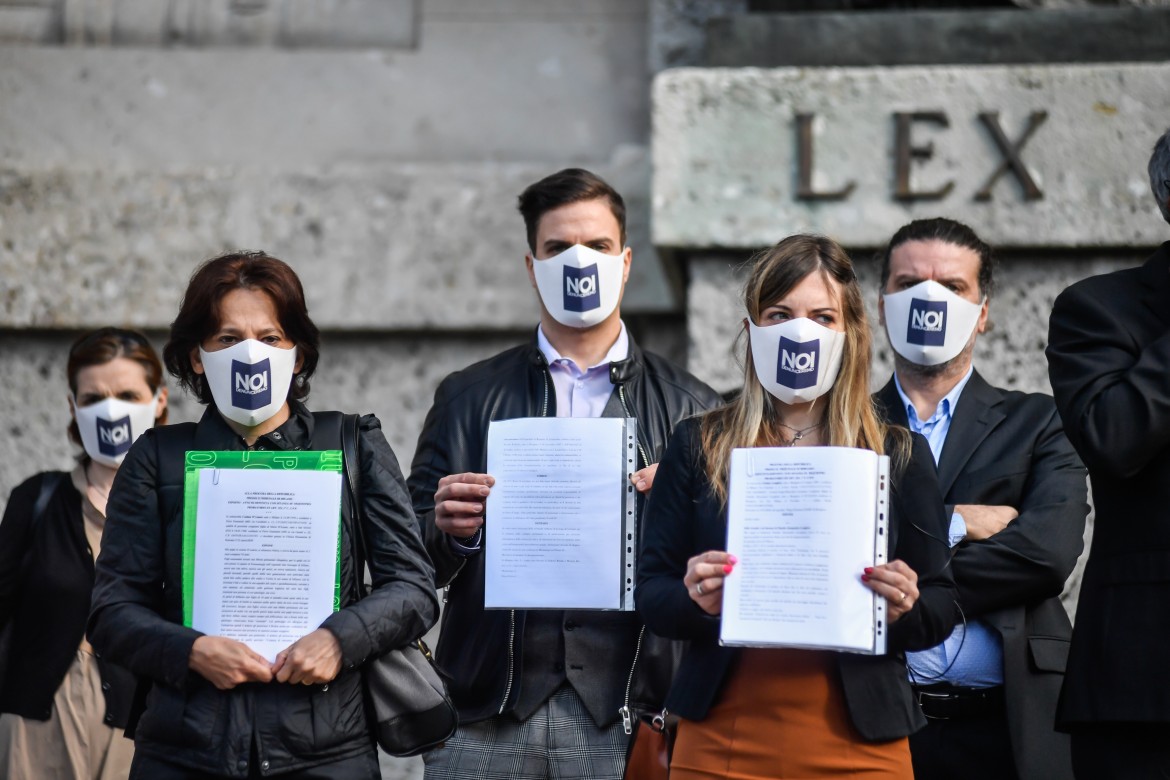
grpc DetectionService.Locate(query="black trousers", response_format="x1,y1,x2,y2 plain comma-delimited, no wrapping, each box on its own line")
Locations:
909,708,1019,780
128,748,380,780
1070,723,1170,780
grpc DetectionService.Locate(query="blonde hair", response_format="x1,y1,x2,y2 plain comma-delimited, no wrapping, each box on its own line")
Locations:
701,234,909,502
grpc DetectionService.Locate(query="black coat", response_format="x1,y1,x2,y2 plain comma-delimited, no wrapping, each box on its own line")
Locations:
1047,242,1170,726
876,371,1087,780
635,417,957,742
87,403,439,778
0,472,134,725
407,332,721,725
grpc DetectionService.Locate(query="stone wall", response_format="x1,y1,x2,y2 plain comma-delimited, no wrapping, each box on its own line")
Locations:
0,0,679,506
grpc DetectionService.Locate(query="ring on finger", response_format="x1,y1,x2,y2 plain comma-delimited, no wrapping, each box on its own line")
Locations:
897,591,906,604
696,582,705,596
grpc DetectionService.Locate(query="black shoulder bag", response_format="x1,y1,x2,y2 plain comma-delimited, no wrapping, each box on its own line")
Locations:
332,413,457,757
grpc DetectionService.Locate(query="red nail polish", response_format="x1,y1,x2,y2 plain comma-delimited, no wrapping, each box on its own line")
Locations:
723,564,734,574
863,567,874,575
728,555,738,564
861,574,870,582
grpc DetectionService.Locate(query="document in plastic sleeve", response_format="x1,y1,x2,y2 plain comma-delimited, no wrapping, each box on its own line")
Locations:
720,446,890,655
484,416,638,611
182,450,343,662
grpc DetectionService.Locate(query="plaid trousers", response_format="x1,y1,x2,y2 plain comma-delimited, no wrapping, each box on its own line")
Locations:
422,684,631,780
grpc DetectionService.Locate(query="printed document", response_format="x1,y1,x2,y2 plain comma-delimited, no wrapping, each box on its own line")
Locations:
187,463,342,662
720,446,890,654
485,417,636,610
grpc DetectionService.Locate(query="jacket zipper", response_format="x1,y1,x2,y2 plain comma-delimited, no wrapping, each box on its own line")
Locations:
498,609,517,715
499,368,552,715
619,624,646,734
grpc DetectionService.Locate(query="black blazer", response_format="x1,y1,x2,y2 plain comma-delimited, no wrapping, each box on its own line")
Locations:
636,417,957,742
0,472,134,725
1047,241,1170,726
876,371,1087,780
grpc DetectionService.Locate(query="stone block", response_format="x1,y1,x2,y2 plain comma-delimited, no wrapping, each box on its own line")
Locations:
704,8,1170,68
653,64,1170,249
0,157,676,330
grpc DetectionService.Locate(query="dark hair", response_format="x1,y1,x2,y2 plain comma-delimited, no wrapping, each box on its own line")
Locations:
1148,127,1170,224
877,218,996,298
163,251,320,406
67,327,167,447
517,168,627,252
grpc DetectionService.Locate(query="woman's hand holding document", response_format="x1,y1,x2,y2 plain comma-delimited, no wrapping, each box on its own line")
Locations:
719,446,895,655
485,416,637,611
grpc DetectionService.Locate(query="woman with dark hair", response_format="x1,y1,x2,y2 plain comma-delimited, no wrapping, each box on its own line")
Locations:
636,235,957,779
87,251,439,779
0,327,169,779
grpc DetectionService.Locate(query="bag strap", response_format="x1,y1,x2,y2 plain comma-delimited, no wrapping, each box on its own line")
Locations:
32,471,64,526
332,412,368,604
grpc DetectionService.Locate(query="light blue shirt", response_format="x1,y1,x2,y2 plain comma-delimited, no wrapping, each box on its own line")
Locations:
537,321,629,418
897,368,1005,688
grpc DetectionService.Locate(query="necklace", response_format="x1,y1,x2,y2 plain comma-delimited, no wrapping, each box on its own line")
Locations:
776,419,825,447
83,462,113,503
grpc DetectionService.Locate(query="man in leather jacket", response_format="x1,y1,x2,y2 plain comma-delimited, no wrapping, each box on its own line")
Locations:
409,168,720,779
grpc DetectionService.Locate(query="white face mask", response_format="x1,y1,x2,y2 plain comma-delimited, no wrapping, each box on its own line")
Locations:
748,318,846,405
74,394,160,468
531,244,626,329
198,340,298,427
882,281,984,366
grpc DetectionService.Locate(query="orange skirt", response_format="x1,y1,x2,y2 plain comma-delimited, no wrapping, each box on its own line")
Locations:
670,649,913,780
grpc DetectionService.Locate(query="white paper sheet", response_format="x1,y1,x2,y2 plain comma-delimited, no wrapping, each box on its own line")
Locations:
485,417,632,610
720,446,889,654
191,468,342,662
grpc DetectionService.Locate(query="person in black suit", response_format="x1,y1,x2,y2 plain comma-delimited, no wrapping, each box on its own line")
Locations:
1046,128,1170,779
875,218,1088,780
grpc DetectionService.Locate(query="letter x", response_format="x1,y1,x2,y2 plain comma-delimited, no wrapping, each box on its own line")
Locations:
975,111,1047,201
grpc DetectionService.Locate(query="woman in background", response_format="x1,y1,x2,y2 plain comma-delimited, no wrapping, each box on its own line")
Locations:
88,252,438,779
636,235,956,779
0,327,169,779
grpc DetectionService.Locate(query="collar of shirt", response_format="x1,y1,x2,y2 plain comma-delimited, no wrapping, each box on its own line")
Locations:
893,366,974,463
536,321,629,373
536,321,629,418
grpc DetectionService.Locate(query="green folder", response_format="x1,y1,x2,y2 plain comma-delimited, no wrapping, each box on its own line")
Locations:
182,449,344,628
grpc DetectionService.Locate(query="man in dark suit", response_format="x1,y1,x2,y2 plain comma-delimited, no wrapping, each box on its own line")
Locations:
1046,128,1170,779
875,217,1088,780
409,169,720,780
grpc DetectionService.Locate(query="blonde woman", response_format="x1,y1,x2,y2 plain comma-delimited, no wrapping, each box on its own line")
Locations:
636,235,956,779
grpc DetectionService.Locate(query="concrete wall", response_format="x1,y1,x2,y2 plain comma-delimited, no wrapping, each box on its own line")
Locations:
0,0,680,504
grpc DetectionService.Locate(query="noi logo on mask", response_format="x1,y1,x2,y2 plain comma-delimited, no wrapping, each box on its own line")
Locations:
907,299,947,346
563,264,601,313
232,358,272,410
97,415,132,457
777,337,819,390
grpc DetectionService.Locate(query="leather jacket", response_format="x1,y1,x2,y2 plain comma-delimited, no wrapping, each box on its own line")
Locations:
408,331,721,725
88,403,438,777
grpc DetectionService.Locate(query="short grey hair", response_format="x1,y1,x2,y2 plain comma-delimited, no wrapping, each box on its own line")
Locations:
1149,127,1170,224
